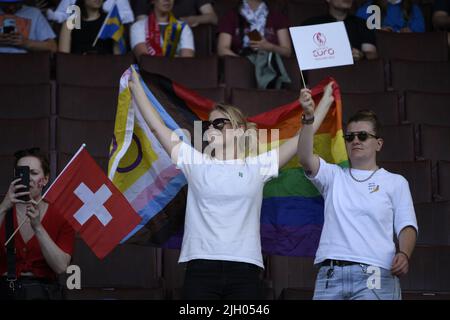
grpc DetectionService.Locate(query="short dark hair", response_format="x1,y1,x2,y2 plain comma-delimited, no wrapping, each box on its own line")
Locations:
14,148,50,177
346,109,381,136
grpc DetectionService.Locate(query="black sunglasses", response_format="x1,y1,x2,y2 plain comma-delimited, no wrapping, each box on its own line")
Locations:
344,131,378,142
202,118,231,131
14,147,41,159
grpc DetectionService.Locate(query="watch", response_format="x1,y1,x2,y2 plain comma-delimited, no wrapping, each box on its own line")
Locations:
302,113,314,125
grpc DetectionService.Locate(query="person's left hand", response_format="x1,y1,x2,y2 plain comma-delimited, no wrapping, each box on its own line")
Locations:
7,33,29,48
25,200,42,232
179,16,200,28
391,252,409,276
249,38,274,52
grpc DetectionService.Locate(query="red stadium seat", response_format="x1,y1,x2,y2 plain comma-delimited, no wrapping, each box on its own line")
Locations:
378,124,416,162
404,91,450,126
419,125,450,161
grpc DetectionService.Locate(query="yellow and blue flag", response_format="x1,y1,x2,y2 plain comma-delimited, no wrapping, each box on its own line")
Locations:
95,4,126,54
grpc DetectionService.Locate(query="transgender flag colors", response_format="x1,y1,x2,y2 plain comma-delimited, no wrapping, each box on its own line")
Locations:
108,67,348,256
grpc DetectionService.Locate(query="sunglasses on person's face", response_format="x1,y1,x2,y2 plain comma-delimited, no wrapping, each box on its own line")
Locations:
202,118,231,131
344,131,378,142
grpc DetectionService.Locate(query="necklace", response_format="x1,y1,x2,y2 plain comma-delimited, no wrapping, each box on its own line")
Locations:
349,167,379,183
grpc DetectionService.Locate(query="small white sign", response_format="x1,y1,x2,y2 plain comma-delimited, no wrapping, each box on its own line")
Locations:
289,22,354,71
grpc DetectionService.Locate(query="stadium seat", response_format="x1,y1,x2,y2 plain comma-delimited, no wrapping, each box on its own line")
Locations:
56,118,114,169
390,60,450,92
401,246,450,292
376,31,448,62
341,91,400,126
56,53,135,87
414,201,450,246
0,84,51,119
404,91,450,126
214,0,240,20
162,248,185,299
66,237,164,300
191,87,227,104
223,57,257,89
379,160,433,204
279,287,314,300
419,125,450,161
230,88,299,117
377,124,416,162
306,59,386,92
139,56,219,89
0,118,50,155
57,152,109,176
0,52,51,85
58,85,119,121
0,155,17,197
268,255,316,299
438,161,450,201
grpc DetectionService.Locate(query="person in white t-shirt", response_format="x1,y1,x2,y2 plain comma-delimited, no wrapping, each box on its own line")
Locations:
130,0,195,59
297,86,418,300
129,67,333,300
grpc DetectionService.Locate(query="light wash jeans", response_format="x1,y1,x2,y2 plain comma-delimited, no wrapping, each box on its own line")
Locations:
313,263,401,300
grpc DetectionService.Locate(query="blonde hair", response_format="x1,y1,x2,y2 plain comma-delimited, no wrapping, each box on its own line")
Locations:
211,103,258,157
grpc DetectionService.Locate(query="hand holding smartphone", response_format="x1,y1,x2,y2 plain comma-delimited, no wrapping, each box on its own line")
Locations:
14,166,30,202
247,30,262,41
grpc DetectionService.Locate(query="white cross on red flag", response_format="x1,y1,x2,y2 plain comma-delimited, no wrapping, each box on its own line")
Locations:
43,146,141,259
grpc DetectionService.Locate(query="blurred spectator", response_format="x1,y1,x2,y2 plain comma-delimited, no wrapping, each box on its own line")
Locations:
356,0,425,33
59,0,120,54
130,0,195,59
0,0,57,53
47,0,134,24
133,0,217,26
302,0,377,61
433,0,450,46
217,0,291,58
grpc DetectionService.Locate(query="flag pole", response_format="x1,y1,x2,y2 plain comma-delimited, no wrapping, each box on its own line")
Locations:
300,69,307,89
92,0,115,47
4,144,87,247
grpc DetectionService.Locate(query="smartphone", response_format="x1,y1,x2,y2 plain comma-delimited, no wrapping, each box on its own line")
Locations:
247,30,262,41
14,166,30,202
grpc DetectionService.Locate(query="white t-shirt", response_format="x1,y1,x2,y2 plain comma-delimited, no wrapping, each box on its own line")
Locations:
307,158,418,270
176,142,279,268
129,17,195,55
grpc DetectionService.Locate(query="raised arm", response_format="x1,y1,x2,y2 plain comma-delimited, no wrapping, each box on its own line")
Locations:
128,67,182,163
278,83,334,168
297,82,335,177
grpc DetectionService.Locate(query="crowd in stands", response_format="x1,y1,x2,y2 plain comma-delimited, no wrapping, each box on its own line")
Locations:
1,0,449,57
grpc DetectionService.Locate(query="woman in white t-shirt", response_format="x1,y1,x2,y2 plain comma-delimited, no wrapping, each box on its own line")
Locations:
128,67,331,300
298,87,418,300
130,0,195,60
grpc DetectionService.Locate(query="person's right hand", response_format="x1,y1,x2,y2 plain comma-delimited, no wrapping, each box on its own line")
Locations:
0,178,30,212
323,81,335,103
300,88,314,117
128,66,146,101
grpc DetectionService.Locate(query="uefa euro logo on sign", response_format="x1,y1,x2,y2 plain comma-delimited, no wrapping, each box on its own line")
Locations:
312,31,335,60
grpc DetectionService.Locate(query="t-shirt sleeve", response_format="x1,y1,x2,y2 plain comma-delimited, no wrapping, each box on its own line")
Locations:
433,0,450,13
34,9,56,41
217,10,237,35
180,24,195,51
305,157,339,195
56,219,75,256
270,10,290,30
255,148,279,183
176,142,203,179
392,176,418,237
130,19,146,49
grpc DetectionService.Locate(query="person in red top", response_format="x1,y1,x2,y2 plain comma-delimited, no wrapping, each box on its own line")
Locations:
0,148,75,299
217,0,292,58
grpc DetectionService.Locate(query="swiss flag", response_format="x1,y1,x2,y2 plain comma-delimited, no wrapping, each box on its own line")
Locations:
44,147,141,259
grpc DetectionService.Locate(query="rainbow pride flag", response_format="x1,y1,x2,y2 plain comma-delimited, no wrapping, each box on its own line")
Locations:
108,67,348,256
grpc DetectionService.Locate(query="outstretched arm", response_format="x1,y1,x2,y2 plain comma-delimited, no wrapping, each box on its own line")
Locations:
278,83,334,168
297,82,335,177
128,66,182,163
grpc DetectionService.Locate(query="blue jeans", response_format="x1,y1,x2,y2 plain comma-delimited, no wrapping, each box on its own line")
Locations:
182,259,264,300
313,263,401,300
